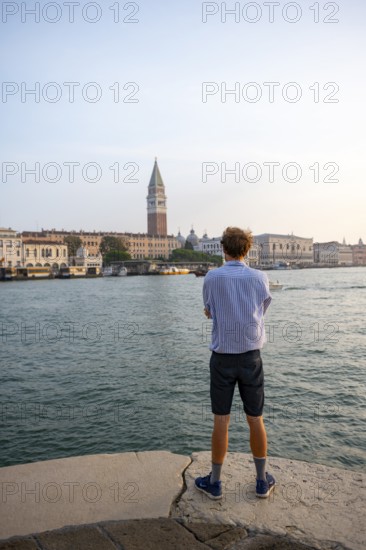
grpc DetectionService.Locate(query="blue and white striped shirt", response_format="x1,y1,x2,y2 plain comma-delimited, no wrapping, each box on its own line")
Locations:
203,260,272,353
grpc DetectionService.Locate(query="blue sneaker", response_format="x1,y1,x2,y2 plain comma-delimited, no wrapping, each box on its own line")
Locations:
195,472,222,500
256,472,276,498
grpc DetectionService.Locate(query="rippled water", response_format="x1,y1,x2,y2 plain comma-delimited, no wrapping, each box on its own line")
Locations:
1,267,365,471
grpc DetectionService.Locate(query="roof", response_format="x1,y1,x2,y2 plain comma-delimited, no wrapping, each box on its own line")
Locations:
22,240,65,245
255,233,312,240
0,227,18,233
148,158,165,189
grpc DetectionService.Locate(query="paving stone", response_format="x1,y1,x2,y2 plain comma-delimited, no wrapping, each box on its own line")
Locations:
206,527,248,550
103,518,209,550
230,534,320,549
182,523,233,542
36,525,116,550
0,539,39,550
175,452,365,550
0,450,190,539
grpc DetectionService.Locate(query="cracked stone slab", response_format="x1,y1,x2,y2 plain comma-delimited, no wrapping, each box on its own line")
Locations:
230,534,321,549
173,452,364,550
183,523,234,542
36,525,116,550
0,540,39,550
0,451,190,540
103,518,209,550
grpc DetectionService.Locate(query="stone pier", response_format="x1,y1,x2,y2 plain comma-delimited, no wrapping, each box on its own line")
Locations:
0,451,364,549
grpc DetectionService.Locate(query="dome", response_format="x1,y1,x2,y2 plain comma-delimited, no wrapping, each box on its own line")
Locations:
176,230,186,247
76,246,89,258
186,228,199,247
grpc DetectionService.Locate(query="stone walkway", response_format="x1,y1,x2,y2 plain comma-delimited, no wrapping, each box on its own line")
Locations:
0,451,362,549
0,518,323,550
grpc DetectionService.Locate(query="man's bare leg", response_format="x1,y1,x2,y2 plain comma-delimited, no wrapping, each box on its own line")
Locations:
210,414,230,482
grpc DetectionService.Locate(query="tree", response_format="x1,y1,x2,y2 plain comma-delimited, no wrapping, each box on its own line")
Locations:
63,235,82,257
170,248,223,265
184,240,194,250
100,236,128,256
104,250,131,264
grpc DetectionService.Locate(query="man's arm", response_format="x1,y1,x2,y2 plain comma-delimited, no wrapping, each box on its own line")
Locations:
262,275,272,314
203,276,212,319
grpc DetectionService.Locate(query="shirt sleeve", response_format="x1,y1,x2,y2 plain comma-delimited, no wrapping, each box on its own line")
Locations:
203,275,211,311
262,275,272,315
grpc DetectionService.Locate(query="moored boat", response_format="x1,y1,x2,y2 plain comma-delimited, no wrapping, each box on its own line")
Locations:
17,266,53,279
158,266,190,275
116,266,128,276
102,266,113,277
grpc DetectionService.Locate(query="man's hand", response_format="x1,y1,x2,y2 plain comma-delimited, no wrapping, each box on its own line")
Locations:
204,307,212,319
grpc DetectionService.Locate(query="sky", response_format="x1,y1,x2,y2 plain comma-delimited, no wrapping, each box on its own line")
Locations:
0,0,365,243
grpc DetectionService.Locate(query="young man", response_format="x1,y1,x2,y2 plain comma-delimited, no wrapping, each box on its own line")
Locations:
195,226,275,499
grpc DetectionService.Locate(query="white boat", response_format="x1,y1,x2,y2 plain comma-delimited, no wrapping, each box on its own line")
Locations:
117,267,128,277
102,266,113,277
269,280,283,290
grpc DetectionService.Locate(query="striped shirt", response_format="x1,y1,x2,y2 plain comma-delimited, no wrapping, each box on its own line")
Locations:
203,260,272,353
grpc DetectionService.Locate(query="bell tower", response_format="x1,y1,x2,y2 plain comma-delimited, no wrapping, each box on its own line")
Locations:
147,158,167,236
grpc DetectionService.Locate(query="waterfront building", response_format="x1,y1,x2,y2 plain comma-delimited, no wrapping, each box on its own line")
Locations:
22,239,68,270
313,241,353,266
122,232,179,260
147,158,167,237
21,229,179,261
0,227,22,267
351,238,366,266
254,233,313,266
194,233,223,257
69,246,103,273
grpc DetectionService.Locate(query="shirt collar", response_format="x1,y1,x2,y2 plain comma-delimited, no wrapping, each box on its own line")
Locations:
224,260,246,266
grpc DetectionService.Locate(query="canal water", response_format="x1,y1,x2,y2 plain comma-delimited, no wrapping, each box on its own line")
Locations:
0,267,365,471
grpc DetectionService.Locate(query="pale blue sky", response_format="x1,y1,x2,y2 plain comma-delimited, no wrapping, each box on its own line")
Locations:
1,0,365,243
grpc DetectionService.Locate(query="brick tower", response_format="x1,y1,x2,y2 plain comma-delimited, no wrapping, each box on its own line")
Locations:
147,158,167,236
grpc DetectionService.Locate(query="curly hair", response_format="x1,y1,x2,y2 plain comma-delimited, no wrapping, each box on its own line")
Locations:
220,227,253,259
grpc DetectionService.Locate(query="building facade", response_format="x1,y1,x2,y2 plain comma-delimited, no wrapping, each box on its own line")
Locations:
146,158,167,236
22,240,68,269
351,239,366,266
254,233,313,266
0,227,22,267
313,242,353,266
70,246,103,270
194,234,223,257
21,229,179,261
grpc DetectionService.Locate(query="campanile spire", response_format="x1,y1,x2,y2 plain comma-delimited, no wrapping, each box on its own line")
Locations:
147,158,167,236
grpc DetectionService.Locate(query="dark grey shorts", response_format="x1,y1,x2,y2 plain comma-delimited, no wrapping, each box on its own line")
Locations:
210,349,264,416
